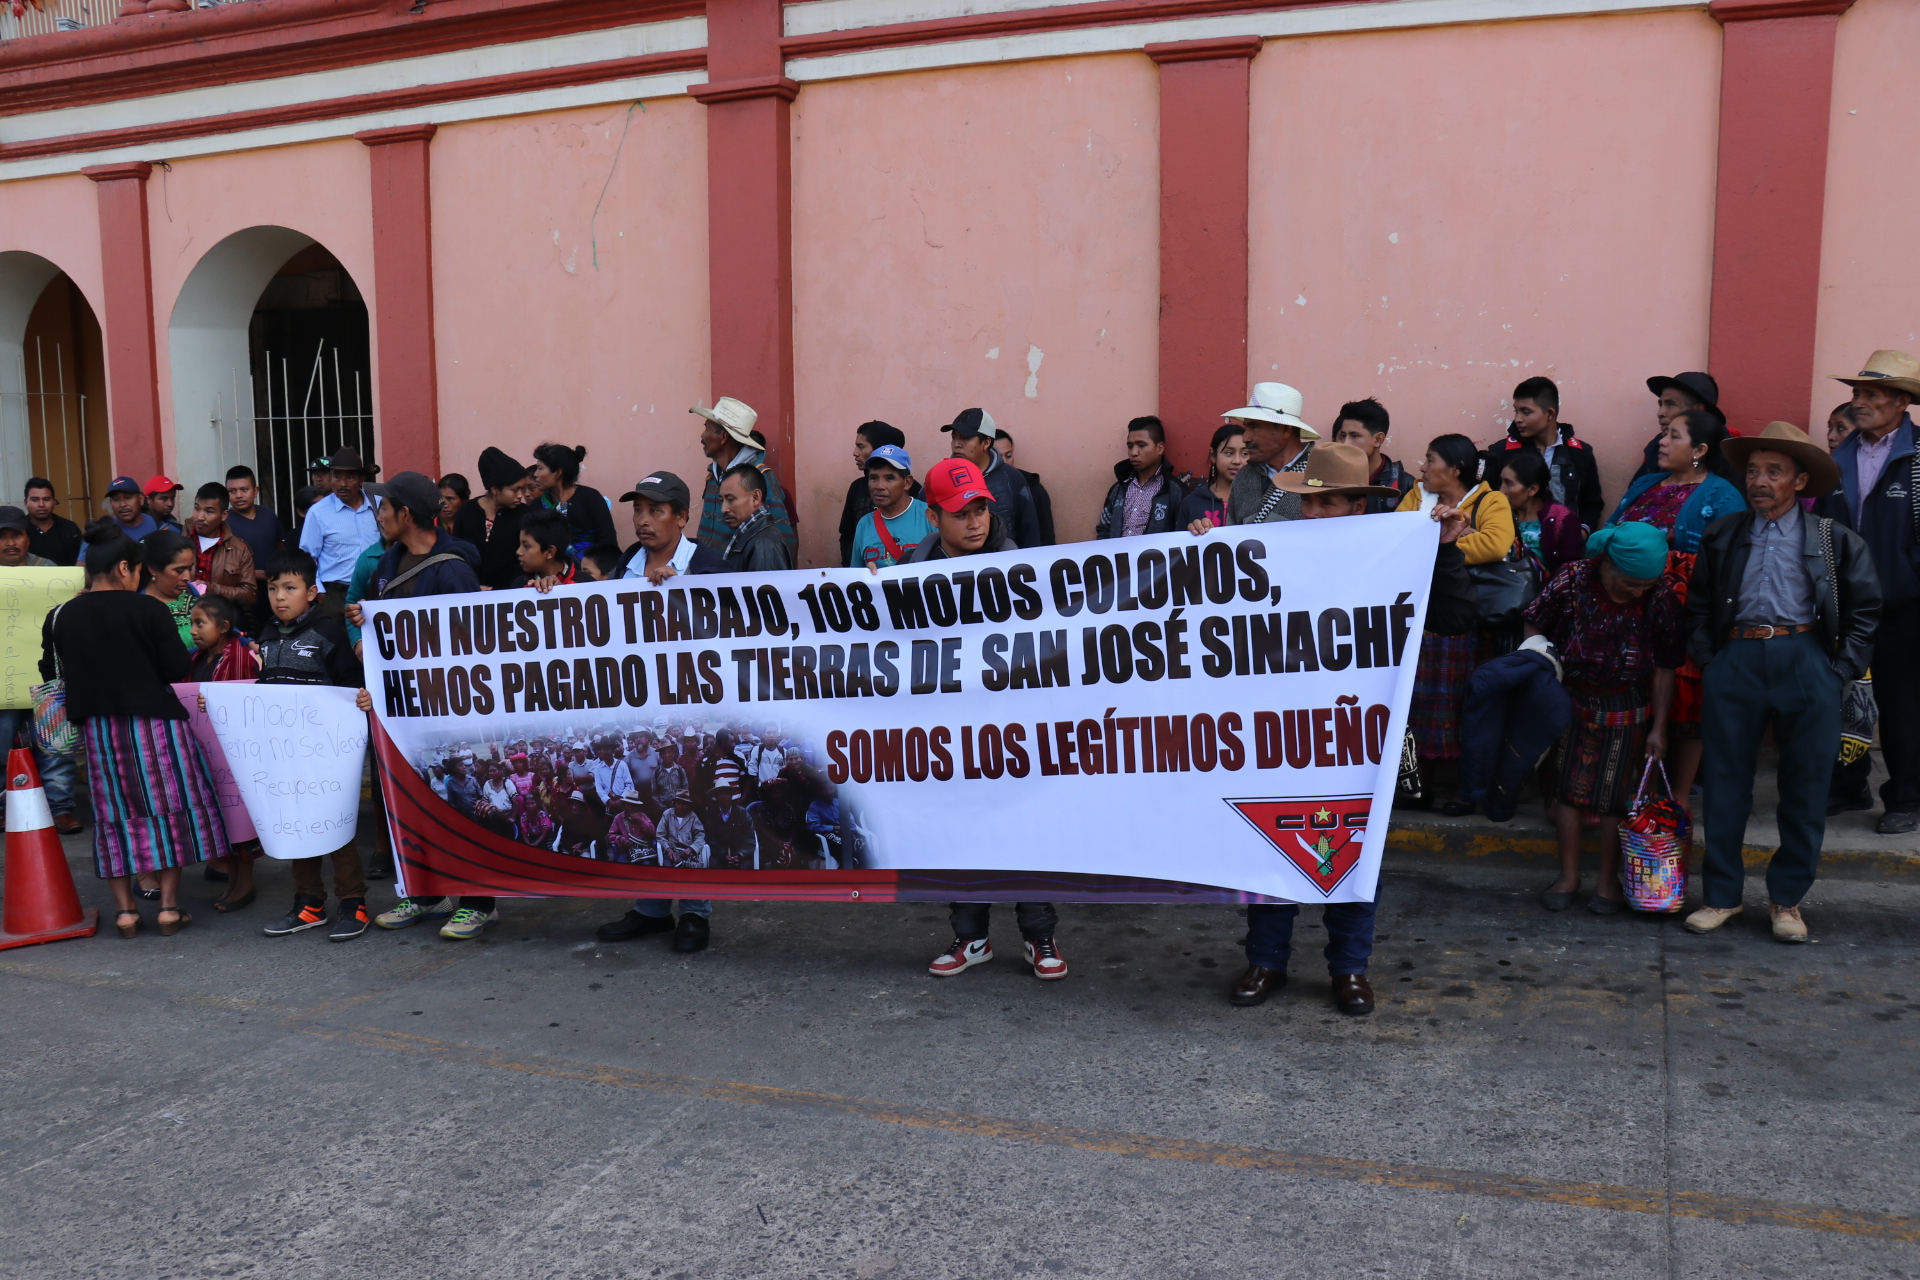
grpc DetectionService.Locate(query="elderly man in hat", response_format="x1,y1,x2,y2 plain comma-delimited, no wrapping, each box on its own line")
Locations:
1188,383,1318,531
943,407,1040,549
1685,423,1880,942
694,397,795,559
1632,372,1726,483
297,445,382,617
1226,443,1476,1014
1816,350,1920,832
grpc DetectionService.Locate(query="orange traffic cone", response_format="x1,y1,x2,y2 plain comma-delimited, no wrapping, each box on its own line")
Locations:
0,747,96,949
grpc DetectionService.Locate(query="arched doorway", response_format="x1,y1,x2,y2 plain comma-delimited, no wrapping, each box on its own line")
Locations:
0,252,109,524
169,227,373,522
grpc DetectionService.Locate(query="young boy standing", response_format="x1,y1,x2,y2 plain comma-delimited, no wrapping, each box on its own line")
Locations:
848,445,931,569
256,549,373,941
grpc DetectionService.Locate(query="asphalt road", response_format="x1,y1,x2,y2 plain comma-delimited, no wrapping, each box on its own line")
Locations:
1,841,1916,1279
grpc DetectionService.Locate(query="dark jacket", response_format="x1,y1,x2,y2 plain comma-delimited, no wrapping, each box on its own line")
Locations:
451,499,527,590
44,590,191,723
1023,469,1056,547
1227,443,1314,525
723,509,795,574
1364,457,1414,515
907,512,1016,562
1460,647,1573,820
1427,542,1478,637
1095,459,1188,539
541,484,618,556
614,537,728,579
27,515,82,567
371,531,483,600
981,453,1040,549
1484,425,1604,533
839,473,926,566
1178,483,1227,529
1687,510,1881,681
1815,416,1920,608
256,606,364,687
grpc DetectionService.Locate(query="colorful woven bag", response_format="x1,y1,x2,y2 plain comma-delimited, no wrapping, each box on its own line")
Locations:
1620,758,1688,913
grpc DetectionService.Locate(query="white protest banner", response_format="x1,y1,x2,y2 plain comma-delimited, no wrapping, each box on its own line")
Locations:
172,683,258,843
199,683,368,859
361,516,1436,904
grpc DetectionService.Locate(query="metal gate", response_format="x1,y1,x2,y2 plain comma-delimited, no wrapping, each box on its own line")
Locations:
3,336,103,518
214,340,375,524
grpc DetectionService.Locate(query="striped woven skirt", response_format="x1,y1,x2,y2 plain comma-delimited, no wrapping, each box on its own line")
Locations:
1410,631,1481,761
1546,683,1651,817
84,715,228,879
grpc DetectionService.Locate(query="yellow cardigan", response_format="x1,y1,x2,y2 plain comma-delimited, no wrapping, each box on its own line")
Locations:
1394,481,1516,566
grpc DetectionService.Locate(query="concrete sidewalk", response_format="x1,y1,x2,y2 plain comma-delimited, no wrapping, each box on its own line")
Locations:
1390,744,1920,879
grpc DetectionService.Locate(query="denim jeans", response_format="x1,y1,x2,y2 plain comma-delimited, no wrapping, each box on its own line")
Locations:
1245,900,1377,975
0,709,77,815
949,901,1058,942
635,899,711,919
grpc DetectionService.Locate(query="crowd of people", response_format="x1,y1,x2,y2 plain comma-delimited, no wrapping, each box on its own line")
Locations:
18,345,1918,1017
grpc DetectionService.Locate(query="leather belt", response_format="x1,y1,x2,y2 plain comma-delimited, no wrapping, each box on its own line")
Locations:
1727,623,1814,640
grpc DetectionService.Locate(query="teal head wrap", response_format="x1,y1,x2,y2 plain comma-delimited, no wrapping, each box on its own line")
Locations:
1585,521,1669,580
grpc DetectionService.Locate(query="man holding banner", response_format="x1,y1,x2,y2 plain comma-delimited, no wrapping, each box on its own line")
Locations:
1227,444,1472,1015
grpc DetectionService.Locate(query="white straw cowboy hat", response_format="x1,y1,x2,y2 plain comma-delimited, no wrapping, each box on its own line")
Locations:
691,396,759,447
1721,421,1842,498
1224,382,1318,439
1270,442,1401,498
1830,349,1920,399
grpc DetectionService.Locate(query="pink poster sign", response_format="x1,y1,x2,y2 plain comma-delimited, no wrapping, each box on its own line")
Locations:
172,681,258,844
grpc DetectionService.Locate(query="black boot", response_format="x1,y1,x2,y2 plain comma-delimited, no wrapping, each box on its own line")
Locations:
672,914,711,953
597,910,674,942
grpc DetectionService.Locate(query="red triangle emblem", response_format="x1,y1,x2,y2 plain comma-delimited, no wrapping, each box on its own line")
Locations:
1225,795,1373,896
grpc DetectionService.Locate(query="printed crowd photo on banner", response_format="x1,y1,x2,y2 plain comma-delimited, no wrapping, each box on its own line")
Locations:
360,516,1437,905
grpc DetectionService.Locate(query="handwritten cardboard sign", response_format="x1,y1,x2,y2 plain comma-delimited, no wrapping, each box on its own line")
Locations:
199,683,368,860
172,682,258,844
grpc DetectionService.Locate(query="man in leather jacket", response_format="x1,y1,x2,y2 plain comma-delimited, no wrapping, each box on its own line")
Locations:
1683,423,1880,944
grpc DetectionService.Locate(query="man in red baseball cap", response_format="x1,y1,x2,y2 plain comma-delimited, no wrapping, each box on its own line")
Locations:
905,455,1066,980
143,475,185,533
906,457,1013,562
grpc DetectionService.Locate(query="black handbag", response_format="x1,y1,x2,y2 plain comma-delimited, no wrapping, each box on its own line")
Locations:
1469,551,1540,627
1461,491,1541,626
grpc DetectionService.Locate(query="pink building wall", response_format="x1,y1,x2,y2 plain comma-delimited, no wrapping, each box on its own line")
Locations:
144,138,377,475
1247,10,1723,509
1814,0,1920,431
792,55,1160,565
431,100,713,500
0,174,104,316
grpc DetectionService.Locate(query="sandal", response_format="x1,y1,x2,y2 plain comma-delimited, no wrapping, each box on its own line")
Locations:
213,888,257,914
116,909,142,939
157,907,193,937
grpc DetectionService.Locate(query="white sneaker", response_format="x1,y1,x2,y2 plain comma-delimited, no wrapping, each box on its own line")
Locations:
376,897,453,929
1023,937,1068,980
929,937,991,977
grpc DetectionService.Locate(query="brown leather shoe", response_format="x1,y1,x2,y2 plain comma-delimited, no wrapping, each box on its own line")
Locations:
1229,965,1286,1007
1331,973,1375,1015
54,812,83,835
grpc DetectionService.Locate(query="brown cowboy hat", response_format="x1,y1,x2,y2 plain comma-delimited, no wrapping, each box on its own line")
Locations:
326,445,380,477
1830,349,1920,399
1721,421,1841,498
1270,442,1402,499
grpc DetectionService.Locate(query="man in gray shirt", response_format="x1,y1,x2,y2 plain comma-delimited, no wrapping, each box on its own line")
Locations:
1683,422,1880,944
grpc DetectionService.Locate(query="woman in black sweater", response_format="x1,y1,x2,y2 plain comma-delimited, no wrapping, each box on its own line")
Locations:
45,524,228,937
529,442,618,556
451,447,532,589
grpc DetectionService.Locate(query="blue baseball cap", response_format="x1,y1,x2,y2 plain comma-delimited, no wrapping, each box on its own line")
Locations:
866,444,912,475
105,475,142,496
